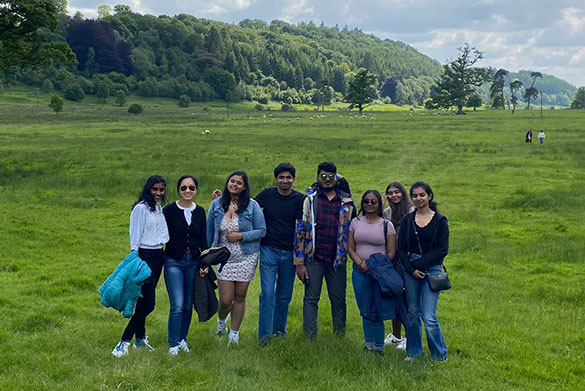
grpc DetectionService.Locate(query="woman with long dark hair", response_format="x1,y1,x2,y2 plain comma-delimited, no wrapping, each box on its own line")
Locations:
382,181,414,349
163,175,208,355
112,175,169,358
206,171,266,346
398,181,449,361
348,190,397,355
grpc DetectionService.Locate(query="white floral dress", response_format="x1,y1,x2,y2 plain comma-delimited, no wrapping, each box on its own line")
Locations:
216,215,258,282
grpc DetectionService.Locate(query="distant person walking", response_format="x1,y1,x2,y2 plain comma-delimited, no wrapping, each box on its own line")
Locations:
398,181,449,362
525,130,532,144
112,175,169,358
538,130,546,144
163,175,208,356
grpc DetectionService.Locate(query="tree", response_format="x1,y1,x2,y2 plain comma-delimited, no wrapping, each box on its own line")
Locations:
96,82,109,101
115,90,126,106
178,94,190,107
509,79,523,114
0,0,75,70
570,87,585,109
97,5,112,20
467,93,482,111
379,76,398,102
432,43,489,114
127,103,143,115
345,68,378,113
48,94,64,114
489,68,508,109
524,71,542,109
64,83,84,101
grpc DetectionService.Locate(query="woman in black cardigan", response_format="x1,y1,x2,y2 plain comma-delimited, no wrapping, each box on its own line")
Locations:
163,175,208,356
398,181,449,362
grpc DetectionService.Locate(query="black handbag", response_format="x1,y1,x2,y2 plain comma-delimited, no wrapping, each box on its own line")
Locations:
427,265,451,292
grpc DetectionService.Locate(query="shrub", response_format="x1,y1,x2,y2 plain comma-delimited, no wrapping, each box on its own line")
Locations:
257,96,269,105
127,103,143,115
254,103,264,111
202,106,210,112
64,83,85,101
41,80,53,93
48,94,64,114
115,90,126,107
178,94,191,108
281,103,293,112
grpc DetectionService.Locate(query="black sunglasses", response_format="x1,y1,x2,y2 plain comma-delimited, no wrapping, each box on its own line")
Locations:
180,185,196,191
362,199,378,205
319,173,336,181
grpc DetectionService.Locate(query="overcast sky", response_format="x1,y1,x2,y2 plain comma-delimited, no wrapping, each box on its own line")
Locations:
68,0,585,87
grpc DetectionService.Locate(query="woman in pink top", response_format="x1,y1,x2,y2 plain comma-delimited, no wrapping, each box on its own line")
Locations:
348,190,396,355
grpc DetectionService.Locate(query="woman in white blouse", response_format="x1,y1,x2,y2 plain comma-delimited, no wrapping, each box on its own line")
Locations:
112,175,170,358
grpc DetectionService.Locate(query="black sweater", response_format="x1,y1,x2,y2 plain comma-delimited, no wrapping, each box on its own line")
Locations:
398,211,449,275
163,202,208,261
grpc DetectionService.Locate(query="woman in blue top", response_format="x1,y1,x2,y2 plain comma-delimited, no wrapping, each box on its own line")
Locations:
207,171,266,346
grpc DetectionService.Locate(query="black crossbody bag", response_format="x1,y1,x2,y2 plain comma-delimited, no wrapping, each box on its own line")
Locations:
412,217,451,292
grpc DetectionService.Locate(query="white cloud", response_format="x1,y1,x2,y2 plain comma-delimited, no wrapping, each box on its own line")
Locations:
280,0,314,23
561,7,585,34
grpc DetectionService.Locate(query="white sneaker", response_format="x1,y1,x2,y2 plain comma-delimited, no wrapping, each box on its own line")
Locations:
112,341,130,358
396,338,407,350
169,346,180,356
384,333,404,345
215,317,228,335
404,356,416,362
179,339,190,352
133,336,155,351
227,333,239,346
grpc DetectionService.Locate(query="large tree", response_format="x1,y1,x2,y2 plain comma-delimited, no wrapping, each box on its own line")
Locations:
344,68,378,113
570,87,585,109
432,43,489,114
524,71,542,109
489,68,508,109
0,0,75,70
509,79,523,114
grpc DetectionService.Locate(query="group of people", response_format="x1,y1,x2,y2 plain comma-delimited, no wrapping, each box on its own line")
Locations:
525,130,546,144
110,162,450,362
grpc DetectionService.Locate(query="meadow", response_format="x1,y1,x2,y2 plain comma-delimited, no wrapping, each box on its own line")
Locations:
0,93,584,390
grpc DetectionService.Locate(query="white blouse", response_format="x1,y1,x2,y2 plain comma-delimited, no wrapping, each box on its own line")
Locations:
176,201,196,226
129,201,170,251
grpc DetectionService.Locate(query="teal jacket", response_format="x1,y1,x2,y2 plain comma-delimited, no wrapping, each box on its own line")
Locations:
98,251,152,318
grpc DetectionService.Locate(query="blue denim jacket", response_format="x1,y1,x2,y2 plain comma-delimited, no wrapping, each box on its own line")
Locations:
206,197,266,255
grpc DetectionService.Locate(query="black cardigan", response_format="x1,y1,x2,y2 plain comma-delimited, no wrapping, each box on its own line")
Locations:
163,202,208,261
397,211,449,275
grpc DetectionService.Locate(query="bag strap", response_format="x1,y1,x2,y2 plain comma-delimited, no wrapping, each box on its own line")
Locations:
411,215,424,255
383,219,388,247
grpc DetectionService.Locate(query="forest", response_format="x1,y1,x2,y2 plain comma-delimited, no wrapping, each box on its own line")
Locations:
0,4,578,108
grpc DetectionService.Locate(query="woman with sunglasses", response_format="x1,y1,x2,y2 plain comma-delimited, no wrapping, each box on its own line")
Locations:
382,181,414,349
207,171,266,346
398,181,449,362
162,175,209,355
112,175,169,358
348,190,396,355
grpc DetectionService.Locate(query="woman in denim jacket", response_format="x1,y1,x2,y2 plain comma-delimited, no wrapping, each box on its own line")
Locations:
207,171,266,345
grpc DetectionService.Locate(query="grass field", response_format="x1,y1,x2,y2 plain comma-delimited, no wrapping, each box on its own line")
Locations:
1,92,584,390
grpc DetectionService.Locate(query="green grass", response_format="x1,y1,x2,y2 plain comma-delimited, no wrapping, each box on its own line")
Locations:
1,91,585,390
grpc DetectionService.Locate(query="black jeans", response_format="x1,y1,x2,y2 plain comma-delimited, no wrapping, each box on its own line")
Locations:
303,261,346,339
121,248,164,341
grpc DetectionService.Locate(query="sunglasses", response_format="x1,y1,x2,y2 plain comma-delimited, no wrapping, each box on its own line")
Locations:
319,173,336,181
180,185,196,192
362,199,379,205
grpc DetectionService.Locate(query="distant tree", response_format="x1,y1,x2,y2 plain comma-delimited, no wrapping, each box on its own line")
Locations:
178,94,190,107
115,90,126,106
424,98,438,110
570,87,585,109
97,5,112,20
489,68,508,109
345,68,378,113
0,0,75,70
524,71,542,109
509,79,523,114
467,93,483,111
379,76,398,102
48,94,64,114
64,83,84,101
127,103,143,115
432,43,489,114
96,82,109,101
41,79,53,93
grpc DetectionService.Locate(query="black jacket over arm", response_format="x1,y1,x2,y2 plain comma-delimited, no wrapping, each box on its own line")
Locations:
397,211,449,275
163,202,208,261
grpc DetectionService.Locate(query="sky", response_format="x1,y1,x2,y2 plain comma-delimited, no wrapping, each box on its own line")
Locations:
68,0,585,87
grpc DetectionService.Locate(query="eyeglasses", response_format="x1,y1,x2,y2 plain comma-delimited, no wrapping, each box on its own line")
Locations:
180,185,196,191
362,199,378,205
319,173,336,181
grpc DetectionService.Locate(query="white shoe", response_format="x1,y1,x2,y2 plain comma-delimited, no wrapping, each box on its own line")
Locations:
384,333,404,345
215,316,229,335
404,356,416,362
396,338,407,350
179,339,190,352
169,346,180,356
112,341,130,358
133,336,155,351
227,333,239,346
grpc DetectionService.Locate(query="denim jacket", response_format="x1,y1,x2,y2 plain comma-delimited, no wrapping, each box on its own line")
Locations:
206,197,266,255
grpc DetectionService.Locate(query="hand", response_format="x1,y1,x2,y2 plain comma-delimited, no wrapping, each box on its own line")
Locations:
199,267,209,277
211,189,222,200
226,231,242,243
358,261,369,273
296,265,309,283
413,269,426,279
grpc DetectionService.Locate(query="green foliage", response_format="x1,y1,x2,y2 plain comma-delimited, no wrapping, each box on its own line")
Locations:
280,103,293,112
41,79,53,93
127,102,143,114
467,93,483,110
178,94,191,108
345,68,378,113
96,82,109,101
489,68,508,109
115,90,126,106
570,87,585,109
64,83,84,101
254,103,264,111
48,94,63,114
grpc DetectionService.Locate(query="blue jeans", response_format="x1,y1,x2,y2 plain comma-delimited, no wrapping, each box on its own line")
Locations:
164,254,197,348
258,245,296,342
352,264,385,351
404,265,448,360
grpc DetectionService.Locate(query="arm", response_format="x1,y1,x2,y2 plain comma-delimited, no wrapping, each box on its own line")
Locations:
240,200,266,242
129,203,146,251
348,230,368,273
206,199,218,248
386,233,397,261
